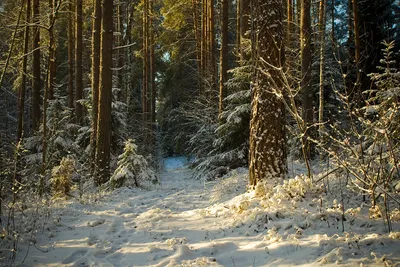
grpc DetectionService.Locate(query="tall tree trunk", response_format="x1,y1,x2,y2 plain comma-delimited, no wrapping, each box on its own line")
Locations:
17,0,31,142
116,4,121,89
296,0,301,39
208,0,216,88
47,0,57,101
31,0,41,132
249,0,286,186
75,0,83,123
68,1,74,111
121,3,130,102
300,0,313,159
236,0,240,61
285,0,294,93
201,0,207,82
115,3,125,95
208,0,212,57
192,0,201,74
318,0,326,139
125,2,134,103
43,0,56,174
0,0,25,192
128,3,137,104
287,0,293,46
239,0,250,62
90,0,102,173
95,0,113,184
142,0,149,123
346,0,353,89
352,0,361,100
331,0,335,44
219,0,228,117
150,0,156,124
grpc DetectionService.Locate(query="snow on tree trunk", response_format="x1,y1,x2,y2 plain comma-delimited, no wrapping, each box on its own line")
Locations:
248,0,286,186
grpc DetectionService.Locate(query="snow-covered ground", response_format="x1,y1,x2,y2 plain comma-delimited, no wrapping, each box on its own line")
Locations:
10,158,400,266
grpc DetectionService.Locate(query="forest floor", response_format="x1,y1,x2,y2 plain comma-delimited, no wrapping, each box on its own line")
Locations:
9,158,400,266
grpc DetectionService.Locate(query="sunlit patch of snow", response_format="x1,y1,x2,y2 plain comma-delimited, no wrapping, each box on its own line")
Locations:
8,158,400,267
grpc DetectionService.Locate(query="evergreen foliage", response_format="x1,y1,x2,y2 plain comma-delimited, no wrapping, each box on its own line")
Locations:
111,139,158,188
76,87,128,166
1,0,400,264
178,62,252,179
23,97,80,174
367,40,400,141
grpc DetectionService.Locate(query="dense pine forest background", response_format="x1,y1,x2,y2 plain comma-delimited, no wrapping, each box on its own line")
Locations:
0,0,400,265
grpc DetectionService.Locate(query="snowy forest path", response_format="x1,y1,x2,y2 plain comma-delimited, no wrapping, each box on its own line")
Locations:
14,163,400,267
16,163,234,267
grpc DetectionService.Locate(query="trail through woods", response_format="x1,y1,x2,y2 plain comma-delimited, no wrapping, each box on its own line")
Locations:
13,159,400,266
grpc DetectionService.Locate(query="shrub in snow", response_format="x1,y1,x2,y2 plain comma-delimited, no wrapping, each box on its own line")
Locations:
110,139,158,188
235,196,251,213
324,41,400,230
254,181,274,198
389,232,400,239
310,41,400,233
363,41,400,188
345,207,361,217
390,209,400,221
273,175,314,200
50,157,76,196
263,227,282,243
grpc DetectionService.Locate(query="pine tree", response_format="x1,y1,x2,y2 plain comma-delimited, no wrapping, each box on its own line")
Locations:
95,0,113,185
42,0,59,174
90,0,102,173
75,0,83,123
300,0,314,158
31,0,41,132
111,139,157,188
318,0,326,139
17,0,31,142
192,0,201,74
249,0,286,186
219,0,228,117
68,1,74,111
238,0,250,62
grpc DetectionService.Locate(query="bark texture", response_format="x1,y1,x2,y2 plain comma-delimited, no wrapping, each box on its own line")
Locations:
75,0,83,123
68,1,74,111
95,0,113,184
249,0,286,186
90,0,102,172
219,0,228,116
300,0,314,158
17,0,31,141
31,0,41,132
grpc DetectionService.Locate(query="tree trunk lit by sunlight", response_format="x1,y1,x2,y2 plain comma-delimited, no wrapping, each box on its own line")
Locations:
249,0,286,186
